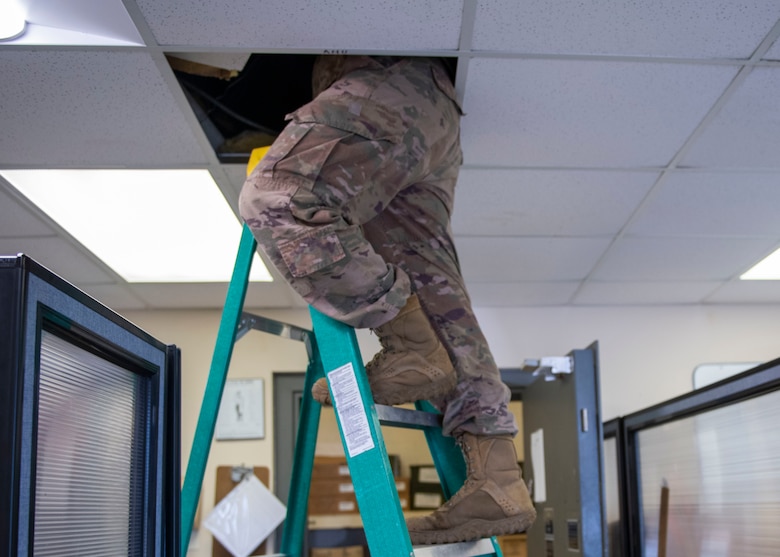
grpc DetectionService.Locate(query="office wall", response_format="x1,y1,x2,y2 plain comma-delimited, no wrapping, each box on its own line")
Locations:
124,302,780,556
474,304,780,420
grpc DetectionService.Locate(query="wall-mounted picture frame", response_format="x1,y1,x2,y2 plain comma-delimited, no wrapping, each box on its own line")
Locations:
215,378,265,440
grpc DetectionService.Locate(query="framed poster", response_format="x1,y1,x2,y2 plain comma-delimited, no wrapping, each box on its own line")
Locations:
215,379,265,440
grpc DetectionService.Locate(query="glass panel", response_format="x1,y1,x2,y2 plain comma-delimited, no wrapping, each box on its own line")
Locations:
33,330,149,556
636,389,780,557
604,436,623,557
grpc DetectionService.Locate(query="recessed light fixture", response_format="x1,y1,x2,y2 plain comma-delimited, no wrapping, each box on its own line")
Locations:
740,247,780,280
0,0,26,41
1,169,273,283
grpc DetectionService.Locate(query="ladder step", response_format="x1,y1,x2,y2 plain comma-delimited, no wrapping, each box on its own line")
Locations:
414,538,498,557
376,404,443,430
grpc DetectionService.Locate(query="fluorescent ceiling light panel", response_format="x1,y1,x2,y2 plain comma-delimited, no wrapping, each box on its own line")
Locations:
740,247,780,280
2,169,273,283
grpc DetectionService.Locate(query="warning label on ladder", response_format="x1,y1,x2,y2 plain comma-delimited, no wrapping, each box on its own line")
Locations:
328,363,375,458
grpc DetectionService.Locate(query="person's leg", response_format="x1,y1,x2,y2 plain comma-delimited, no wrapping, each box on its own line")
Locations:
359,180,514,436
240,57,457,327
239,56,459,403
361,184,536,543
240,55,535,543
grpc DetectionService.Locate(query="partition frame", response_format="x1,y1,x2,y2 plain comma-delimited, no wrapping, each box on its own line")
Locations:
620,357,780,557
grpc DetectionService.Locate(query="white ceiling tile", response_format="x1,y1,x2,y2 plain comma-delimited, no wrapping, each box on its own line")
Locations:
80,283,148,311
456,236,611,281
0,51,207,166
765,38,780,60
453,169,657,236
222,164,250,199
681,67,780,168
706,280,780,303
574,281,721,305
0,237,114,284
0,186,55,237
130,283,230,308
628,171,780,237
472,1,780,58
591,237,777,281
467,281,580,306
130,281,296,309
461,58,738,167
2,2,780,310
135,0,463,50
244,282,301,308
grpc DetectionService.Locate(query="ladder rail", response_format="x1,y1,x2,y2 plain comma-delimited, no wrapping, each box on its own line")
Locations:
309,309,503,557
278,348,323,557
309,307,415,556
181,218,504,556
180,224,257,553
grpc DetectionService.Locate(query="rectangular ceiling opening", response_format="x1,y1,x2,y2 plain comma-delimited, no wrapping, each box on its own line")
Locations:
167,53,458,164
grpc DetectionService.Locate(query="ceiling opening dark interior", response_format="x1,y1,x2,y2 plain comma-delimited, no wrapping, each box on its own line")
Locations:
169,53,317,163
168,54,458,164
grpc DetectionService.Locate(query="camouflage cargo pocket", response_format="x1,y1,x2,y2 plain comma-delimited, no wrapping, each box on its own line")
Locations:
276,94,408,198
278,225,347,278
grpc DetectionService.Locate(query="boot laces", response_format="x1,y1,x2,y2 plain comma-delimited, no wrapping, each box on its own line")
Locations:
457,435,478,488
365,329,393,370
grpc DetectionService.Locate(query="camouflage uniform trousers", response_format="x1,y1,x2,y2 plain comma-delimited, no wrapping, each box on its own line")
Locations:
239,55,516,437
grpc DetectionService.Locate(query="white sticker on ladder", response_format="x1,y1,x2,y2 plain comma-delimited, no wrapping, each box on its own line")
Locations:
327,362,375,458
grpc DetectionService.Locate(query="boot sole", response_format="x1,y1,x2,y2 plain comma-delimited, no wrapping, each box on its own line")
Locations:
408,512,536,545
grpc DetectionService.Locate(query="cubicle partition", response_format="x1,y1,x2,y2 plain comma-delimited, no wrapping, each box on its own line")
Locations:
1,254,180,557
605,358,780,557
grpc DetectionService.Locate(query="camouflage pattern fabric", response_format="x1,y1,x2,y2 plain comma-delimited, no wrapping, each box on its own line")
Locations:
239,55,516,437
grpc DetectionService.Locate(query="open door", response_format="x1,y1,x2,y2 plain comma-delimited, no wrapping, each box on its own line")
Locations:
522,342,605,557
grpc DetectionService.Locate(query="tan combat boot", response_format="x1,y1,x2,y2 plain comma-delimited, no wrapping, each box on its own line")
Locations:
406,433,536,545
311,293,457,406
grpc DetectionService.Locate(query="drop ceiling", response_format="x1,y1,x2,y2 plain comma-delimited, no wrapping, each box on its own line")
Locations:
1,0,780,310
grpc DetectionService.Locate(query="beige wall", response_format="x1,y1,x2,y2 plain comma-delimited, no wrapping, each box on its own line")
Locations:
123,302,780,556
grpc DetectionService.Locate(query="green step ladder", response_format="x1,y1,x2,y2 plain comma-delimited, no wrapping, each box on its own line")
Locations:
179,222,503,557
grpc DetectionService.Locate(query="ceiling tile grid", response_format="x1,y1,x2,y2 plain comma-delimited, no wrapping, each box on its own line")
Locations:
1,0,780,309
